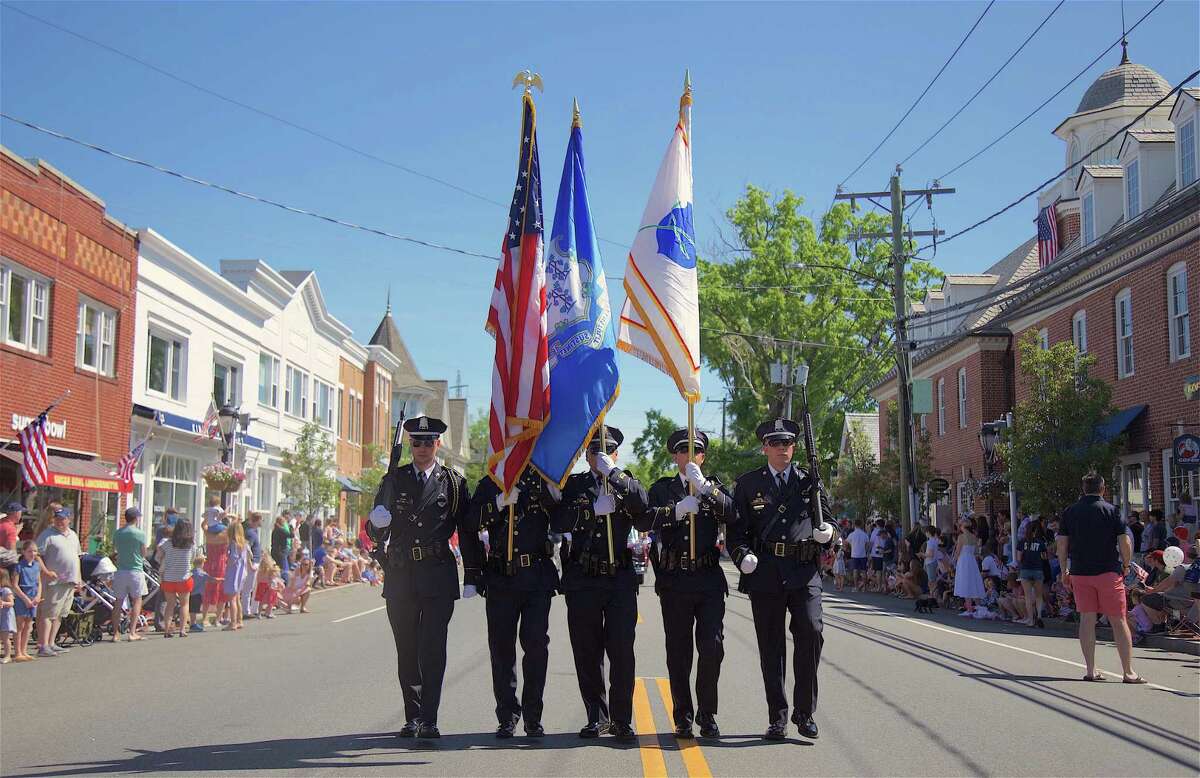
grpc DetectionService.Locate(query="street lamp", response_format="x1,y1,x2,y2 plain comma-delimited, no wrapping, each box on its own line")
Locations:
979,421,1000,520
217,403,238,509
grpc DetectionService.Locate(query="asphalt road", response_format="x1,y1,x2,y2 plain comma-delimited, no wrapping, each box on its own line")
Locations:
2,566,1198,777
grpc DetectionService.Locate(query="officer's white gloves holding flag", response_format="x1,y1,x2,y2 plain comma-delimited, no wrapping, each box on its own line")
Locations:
496,488,519,510
675,495,700,519
595,454,616,477
683,462,712,495
739,552,759,574
369,505,391,529
813,522,834,544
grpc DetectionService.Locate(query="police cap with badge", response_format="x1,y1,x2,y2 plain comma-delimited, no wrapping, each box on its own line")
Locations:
587,425,623,454
666,428,708,453
756,418,800,444
405,414,447,443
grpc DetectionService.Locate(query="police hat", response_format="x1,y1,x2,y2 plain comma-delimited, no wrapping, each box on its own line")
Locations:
667,428,708,453
403,415,447,440
756,418,800,443
587,425,623,451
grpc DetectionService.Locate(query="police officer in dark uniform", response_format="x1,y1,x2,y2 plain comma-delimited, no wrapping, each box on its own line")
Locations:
367,415,480,740
552,425,652,740
647,429,734,740
462,468,560,739
728,418,836,741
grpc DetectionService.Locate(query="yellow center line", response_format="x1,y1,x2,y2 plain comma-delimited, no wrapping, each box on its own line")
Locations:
632,677,668,778
654,678,714,778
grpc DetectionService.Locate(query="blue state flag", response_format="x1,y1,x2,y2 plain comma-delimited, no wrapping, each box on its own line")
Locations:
530,116,620,486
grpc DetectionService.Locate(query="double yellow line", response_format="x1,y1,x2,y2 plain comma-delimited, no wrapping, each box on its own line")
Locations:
631,677,713,778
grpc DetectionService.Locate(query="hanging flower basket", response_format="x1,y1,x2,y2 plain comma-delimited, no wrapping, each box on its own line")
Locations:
202,463,246,492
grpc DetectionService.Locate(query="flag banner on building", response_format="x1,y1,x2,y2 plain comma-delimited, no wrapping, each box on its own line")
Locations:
194,400,219,441
486,89,550,494
617,77,701,402
1037,202,1058,268
17,413,49,487
115,438,147,486
530,108,620,487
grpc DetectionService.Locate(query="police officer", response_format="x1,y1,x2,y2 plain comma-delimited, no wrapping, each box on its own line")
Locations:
463,468,560,739
552,425,651,740
728,418,836,741
367,415,480,740
647,429,733,739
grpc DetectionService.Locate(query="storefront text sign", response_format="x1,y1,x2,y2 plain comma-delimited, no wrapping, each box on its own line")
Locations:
10,414,67,439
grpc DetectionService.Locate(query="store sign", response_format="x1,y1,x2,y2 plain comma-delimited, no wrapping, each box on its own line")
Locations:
10,414,67,439
927,477,950,499
1185,375,1200,401
45,472,131,493
1174,434,1200,472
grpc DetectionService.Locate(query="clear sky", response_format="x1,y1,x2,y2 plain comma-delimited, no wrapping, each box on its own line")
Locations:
3,1,1197,447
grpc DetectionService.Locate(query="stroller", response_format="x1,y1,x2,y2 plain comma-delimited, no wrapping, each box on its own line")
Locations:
56,554,117,647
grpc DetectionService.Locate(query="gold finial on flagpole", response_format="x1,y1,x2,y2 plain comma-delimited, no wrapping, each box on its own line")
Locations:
572,97,582,129
512,69,544,96
679,69,693,121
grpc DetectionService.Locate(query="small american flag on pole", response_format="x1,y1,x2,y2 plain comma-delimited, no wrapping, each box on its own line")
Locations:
17,414,49,487
194,400,219,441
116,439,147,485
1037,203,1058,268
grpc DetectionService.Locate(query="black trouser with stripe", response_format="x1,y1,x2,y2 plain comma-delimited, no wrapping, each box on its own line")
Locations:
748,566,823,727
386,595,455,726
659,589,725,729
485,587,552,726
565,587,638,727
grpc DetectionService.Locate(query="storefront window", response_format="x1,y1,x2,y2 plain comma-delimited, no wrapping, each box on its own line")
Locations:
152,454,197,526
1167,456,1199,521
88,492,119,552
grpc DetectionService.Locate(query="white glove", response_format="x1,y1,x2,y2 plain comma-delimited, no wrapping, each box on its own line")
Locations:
546,483,562,501
675,495,700,519
462,584,478,599
593,493,616,516
368,505,392,529
739,553,759,574
595,454,615,476
683,462,709,494
813,522,834,544
495,488,520,509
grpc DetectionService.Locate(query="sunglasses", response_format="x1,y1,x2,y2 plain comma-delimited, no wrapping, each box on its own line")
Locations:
587,446,618,455
410,439,437,448
765,439,794,448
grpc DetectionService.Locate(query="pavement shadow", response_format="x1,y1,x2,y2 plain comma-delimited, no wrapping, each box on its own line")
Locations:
12,733,429,777
390,731,639,752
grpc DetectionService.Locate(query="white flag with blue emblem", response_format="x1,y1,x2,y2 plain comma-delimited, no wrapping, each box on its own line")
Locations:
617,74,700,402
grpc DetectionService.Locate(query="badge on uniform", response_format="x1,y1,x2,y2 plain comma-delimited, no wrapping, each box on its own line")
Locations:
436,494,448,508
752,495,766,512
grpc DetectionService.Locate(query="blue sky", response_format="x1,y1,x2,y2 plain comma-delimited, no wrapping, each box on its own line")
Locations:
3,1,1197,447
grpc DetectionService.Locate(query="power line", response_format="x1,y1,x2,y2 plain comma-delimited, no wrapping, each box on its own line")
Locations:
899,0,1065,167
1,3,633,251
837,0,995,188
936,0,1165,181
700,326,886,354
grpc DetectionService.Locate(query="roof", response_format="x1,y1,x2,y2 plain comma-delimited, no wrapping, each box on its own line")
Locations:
1074,53,1170,114
367,301,425,389
279,270,313,287
1125,129,1176,143
1077,164,1123,188
944,274,1000,285
838,413,881,468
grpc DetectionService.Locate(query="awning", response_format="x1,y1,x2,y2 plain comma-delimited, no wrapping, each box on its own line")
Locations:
336,475,363,493
1094,404,1147,443
133,404,267,451
0,449,132,493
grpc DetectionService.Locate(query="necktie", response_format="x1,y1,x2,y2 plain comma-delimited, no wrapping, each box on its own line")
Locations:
418,471,427,489
776,473,786,493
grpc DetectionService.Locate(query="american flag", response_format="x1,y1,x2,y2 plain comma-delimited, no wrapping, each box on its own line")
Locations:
116,439,147,485
17,413,49,487
194,400,219,441
485,90,549,494
1037,203,1058,268
1131,562,1149,583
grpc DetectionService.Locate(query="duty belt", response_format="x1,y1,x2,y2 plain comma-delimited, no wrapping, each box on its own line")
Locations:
659,548,721,573
752,539,821,564
574,549,633,577
486,553,550,576
394,542,451,564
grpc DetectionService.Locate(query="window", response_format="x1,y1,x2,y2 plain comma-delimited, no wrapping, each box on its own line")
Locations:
957,368,967,429
1038,328,1049,350
956,482,971,517
1082,192,1095,245
1180,118,1196,187
0,262,50,354
76,298,116,375
1168,263,1190,361
1069,137,1081,166
347,390,363,444
1072,310,1088,354
1125,159,1140,219
146,331,185,400
314,380,334,429
1115,289,1134,378
255,469,277,512
936,378,945,436
213,359,241,406
151,454,197,528
284,365,309,418
257,352,280,407
1165,449,1199,520
338,387,345,439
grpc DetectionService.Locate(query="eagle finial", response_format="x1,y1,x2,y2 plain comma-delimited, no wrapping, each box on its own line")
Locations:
512,70,544,96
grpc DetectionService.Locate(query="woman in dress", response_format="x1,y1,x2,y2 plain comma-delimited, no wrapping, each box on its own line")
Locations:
953,517,986,615
222,520,249,631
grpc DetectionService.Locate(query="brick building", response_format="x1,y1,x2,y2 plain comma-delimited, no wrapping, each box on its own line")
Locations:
872,55,1199,526
0,146,138,538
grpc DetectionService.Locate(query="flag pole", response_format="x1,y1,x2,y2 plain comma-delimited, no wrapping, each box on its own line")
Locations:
507,501,515,564
600,417,614,567
39,389,72,418
687,398,696,562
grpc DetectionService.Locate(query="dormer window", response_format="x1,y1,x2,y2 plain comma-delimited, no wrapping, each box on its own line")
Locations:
1125,159,1140,218
1082,192,1095,244
1181,118,1196,187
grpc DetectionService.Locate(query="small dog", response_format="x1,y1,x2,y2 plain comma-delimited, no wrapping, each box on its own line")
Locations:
915,595,938,614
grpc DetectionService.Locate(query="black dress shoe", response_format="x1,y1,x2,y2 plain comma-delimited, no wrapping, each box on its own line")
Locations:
796,716,819,739
609,722,636,740
524,722,545,738
417,724,441,739
397,721,419,738
765,723,787,740
697,716,720,738
674,725,695,739
579,721,607,738
496,718,518,739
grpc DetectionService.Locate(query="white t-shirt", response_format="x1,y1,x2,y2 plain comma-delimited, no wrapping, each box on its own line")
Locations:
981,554,1006,579
924,538,944,563
36,528,82,584
848,529,870,559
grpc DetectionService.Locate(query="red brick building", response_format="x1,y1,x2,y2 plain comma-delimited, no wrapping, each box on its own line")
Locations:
872,59,1199,526
0,147,138,538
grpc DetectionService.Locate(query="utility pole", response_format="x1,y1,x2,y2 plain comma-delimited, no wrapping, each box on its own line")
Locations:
835,167,954,534
706,393,731,442
450,370,468,399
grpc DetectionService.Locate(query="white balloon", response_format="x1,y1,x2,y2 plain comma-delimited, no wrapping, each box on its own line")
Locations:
1162,545,1185,569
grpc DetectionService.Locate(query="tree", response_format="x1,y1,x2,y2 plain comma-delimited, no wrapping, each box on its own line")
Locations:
463,408,490,486
280,421,339,517
875,401,934,522
834,423,879,522
626,408,759,488
698,186,942,469
998,332,1121,518
352,443,387,517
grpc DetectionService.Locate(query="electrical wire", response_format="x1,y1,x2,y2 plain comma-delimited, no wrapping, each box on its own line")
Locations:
936,0,1165,181
837,0,995,188
700,327,889,354
899,0,1065,167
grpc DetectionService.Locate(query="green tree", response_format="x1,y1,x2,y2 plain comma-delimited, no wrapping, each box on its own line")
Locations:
628,409,680,484
834,423,879,521
698,186,942,468
463,408,491,486
352,443,388,516
998,332,1121,517
280,421,339,517
875,401,934,522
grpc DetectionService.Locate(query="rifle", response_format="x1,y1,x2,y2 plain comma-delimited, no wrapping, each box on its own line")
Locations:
797,382,826,534
368,411,406,565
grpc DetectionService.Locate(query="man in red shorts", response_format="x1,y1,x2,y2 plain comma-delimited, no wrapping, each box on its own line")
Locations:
1056,472,1145,684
